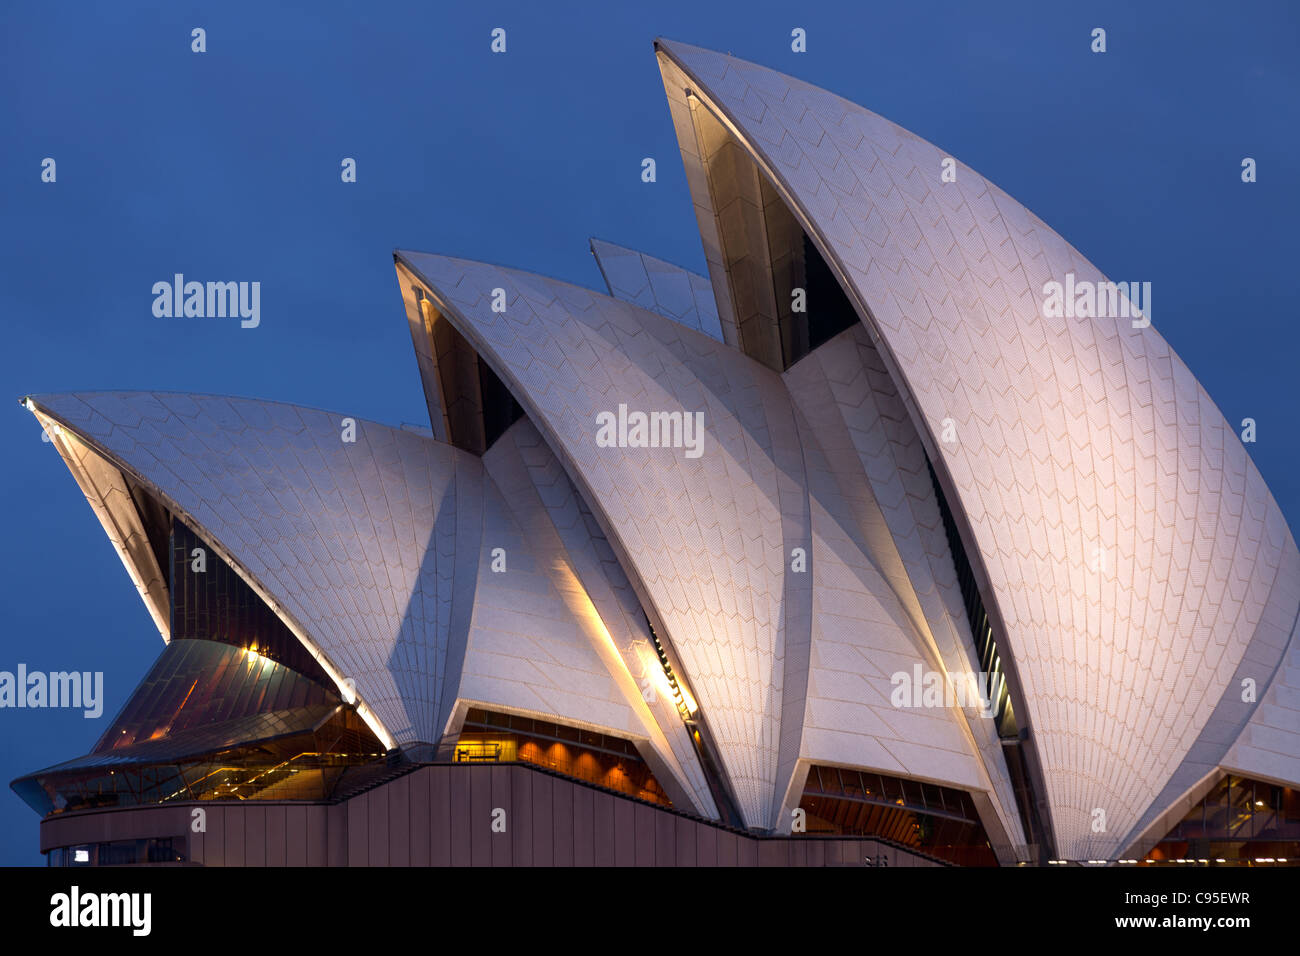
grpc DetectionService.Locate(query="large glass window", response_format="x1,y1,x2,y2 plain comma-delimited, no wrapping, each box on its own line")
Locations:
454,708,671,807
799,764,998,866
170,519,332,686
48,838,186,867
1143,775,1300,865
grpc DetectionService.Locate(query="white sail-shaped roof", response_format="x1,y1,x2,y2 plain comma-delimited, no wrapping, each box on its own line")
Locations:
25,392,718,814
399,252,1031,847
654,38,1300,857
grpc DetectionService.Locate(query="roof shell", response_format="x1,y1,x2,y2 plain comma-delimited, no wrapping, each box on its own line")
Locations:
654,38,1300,857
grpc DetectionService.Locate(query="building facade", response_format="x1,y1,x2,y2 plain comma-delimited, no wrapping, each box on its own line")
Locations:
14,39,1300,867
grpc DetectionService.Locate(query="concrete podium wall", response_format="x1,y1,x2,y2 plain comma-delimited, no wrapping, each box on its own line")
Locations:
39,762,944,867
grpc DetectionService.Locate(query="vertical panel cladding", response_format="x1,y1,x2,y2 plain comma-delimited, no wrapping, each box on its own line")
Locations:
633,803,657,866
837,837,857,868
305,805,327,867
490,765,513,867
531,772,554,866
613,799,636,866
469,766,492,866
450,765,472,866
428,766,452,865
797,838,815,867
696,821,717,866
594,787,617,866
654,808,675,867
347,794,368,867
790,838,808,867
388,774,410,867
736,833,759,867
716,829,739,867
822,839,845,866
326,802,348,866
573,784,596,866
510,768,534,867
200,805,222,866
34,766,952,868
264,805,286,867
185,811,204,865
553,776,576,867
367,786,389,867
224,807,245,867
675,814,697,866
409,769,430,867
283,806,305,866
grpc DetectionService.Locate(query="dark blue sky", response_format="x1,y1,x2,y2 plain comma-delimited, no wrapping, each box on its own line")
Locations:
1,1,1296,864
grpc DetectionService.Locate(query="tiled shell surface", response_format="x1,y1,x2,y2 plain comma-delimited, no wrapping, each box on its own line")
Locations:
35,391,713,809
403,251,1040,835
34,391,473,748
404,251,799,827
657,40,1299,857
590,238,725,342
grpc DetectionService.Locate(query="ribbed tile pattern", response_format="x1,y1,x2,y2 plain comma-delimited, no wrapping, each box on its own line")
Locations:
590,238,724,341
31,392,717,809
459,454,645,738
402,251,1043,839
402,251,800,827
657,39,1298,857
785,326,1024,848
481,419,717,815
1118,533,1300,854
1222,540,1300,785
31,391,473,749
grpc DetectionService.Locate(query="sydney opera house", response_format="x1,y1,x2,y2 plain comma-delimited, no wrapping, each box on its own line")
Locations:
14,39,1300,867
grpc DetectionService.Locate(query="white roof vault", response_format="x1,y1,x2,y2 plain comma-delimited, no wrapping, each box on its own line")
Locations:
653,38,1300,858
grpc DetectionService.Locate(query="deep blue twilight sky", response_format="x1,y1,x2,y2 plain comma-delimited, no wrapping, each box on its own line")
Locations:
1,1,1296,864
